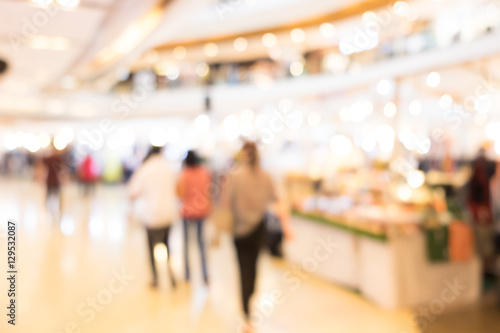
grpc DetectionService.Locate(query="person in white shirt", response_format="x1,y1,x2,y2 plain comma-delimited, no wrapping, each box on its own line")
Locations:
128,146,178,288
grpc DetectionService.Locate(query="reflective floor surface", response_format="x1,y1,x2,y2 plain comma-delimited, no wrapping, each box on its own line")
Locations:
0,179,498,333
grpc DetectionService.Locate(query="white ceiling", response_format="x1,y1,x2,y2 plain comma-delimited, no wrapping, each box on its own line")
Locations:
0,1,100,90
0,0,369,97
148,0,368,45
0,0,368,86
0,0,158,94
84,0,371,88
0,0,500,121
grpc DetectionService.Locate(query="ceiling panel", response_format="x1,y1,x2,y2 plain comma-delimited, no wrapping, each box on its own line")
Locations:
0,0,110,92
149,0,367,45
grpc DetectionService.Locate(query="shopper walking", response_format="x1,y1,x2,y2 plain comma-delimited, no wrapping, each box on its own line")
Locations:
43,145,65,222
78,154,98,196
177,150,211,285
229,142,289,329
128,146,177,288
468,148,496,275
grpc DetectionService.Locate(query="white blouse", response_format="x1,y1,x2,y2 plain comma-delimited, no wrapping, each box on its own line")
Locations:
128,155,178,228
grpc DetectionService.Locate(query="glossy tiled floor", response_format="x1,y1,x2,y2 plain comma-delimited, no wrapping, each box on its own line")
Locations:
0,179,498,333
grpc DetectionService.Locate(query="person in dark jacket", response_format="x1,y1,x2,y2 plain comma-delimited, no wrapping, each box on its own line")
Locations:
468,148,496,275
43,146,65,222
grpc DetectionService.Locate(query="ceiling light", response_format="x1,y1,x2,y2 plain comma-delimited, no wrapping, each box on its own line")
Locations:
59,127,74,144
144,50,159,64
377,79,392,95
38,133,51,148
330,135,353,156
487,4,499,19
233,37,248,52
495,141,500,155
240,108,254,124
149,128,167,147
397,185,412,201
224,114,239,129
31,0,53,5
474,113,488,126
224,115,240,140
409,100,422,115
173,46,187,60
474,98,492,114
439,94,453,109
262,33,277,48
399,21,413,35
94,7,163,66
57,0,80,8
154,62,167,76
4,133,19,151
53,135,68,151
307,111,322,127
384,102,397,118
349,101,372,122
290,61,304,76
324,53,348,72
408,170,425,188
203,43,218,57
23,133,41,153
60,75,78,90
320,23,335,38
426,71,440,88
268,47,283,60
279,99,293,112
166,65,179,80
485,121,500,141
339,107,349,122
106,135,120,150
379,140,394,153
46,99,65,115
29,36,49,49
362,11,376,23
166,127,180,144
393,1,410,17
417,138,431,155
196,63,209,77
195,114,210,132
374,124,395,143
362,136,376,152
290,28,305,43
29,36,70,51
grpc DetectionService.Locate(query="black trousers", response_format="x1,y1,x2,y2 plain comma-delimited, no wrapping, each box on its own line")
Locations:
46,185,62,221
234,221,265,318
146,225,176,287
46,185,61,205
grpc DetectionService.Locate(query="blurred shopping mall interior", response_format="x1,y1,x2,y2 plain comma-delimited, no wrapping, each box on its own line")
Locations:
1,0,500,332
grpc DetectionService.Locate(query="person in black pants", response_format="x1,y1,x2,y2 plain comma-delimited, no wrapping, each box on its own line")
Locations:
228,142,291,331
128,146,178,289
234,221,265,316
146,226,176,288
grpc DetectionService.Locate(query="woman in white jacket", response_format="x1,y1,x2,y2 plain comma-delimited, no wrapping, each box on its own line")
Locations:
129,146,178,288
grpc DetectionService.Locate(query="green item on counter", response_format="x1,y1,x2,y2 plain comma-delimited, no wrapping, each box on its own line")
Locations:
425,226,449,262
291,210,388,242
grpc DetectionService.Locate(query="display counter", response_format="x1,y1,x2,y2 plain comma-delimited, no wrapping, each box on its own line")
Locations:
284,213,481,309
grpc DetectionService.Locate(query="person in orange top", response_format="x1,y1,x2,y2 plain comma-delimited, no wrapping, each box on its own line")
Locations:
177,150,211,284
